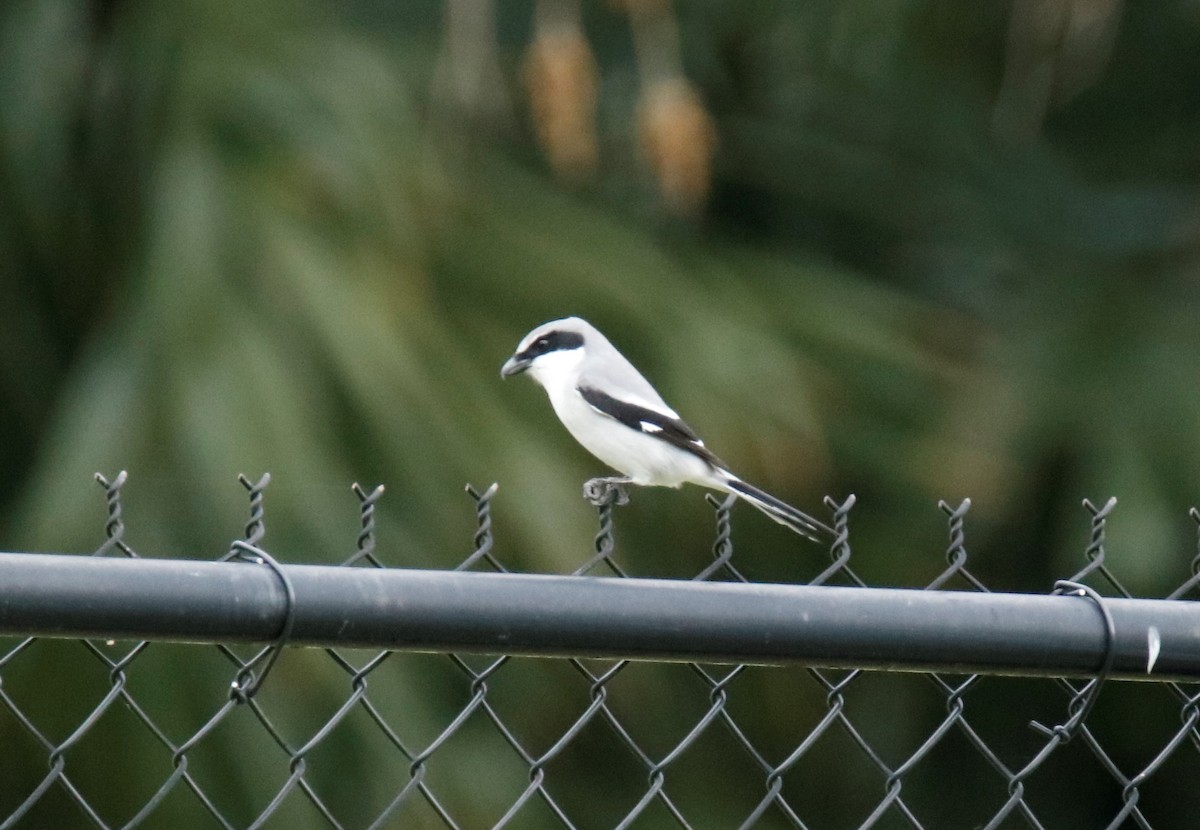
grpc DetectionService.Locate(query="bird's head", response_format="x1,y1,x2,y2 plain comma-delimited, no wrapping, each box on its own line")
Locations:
501,317,593,386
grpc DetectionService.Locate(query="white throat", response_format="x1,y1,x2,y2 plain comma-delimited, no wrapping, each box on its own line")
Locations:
527,347,586,392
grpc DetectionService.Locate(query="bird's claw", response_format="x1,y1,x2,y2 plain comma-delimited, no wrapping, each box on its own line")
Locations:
584,478,630,507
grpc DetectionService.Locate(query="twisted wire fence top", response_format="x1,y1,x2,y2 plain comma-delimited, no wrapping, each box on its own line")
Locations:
0,471,1199,830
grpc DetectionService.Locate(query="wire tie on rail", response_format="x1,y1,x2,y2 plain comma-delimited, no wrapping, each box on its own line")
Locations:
227,540,297,702
1029,580,1116,741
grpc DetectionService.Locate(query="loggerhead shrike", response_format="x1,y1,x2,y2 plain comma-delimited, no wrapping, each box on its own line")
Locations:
501,317,831,542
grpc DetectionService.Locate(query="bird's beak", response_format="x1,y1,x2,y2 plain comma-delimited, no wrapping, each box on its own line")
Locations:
500,354,531,378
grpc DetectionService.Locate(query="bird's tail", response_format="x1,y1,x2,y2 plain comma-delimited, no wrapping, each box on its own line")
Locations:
722,477,833,543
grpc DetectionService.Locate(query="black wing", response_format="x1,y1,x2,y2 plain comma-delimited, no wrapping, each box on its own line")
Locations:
578,385,727,469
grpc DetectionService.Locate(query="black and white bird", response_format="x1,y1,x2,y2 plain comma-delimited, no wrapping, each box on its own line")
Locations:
500,317,831,542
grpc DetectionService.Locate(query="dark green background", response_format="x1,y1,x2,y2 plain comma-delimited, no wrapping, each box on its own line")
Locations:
2,1,1199,827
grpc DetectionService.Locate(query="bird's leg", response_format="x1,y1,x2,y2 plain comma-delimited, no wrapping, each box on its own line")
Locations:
583,476,632,506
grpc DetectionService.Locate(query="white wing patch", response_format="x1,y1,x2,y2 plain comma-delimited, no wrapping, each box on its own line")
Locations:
639,421,664,434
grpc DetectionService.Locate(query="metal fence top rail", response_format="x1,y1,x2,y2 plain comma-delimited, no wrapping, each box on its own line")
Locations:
0,551,1192,681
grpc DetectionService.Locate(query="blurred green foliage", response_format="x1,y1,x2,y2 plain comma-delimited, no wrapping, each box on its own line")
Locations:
2,0,1200,826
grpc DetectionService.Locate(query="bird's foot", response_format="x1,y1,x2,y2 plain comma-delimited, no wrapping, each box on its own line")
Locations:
584,477,631,507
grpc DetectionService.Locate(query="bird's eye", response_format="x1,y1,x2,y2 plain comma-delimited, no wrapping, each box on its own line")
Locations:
535,337,549,348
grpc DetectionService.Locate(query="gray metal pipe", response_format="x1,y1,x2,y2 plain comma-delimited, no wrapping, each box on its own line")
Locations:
0,552,1195,680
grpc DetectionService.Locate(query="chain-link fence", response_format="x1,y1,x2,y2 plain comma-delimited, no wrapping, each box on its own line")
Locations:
1,471,1199,829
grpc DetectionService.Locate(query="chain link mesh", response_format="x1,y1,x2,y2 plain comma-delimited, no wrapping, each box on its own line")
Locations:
1,472,1199,829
